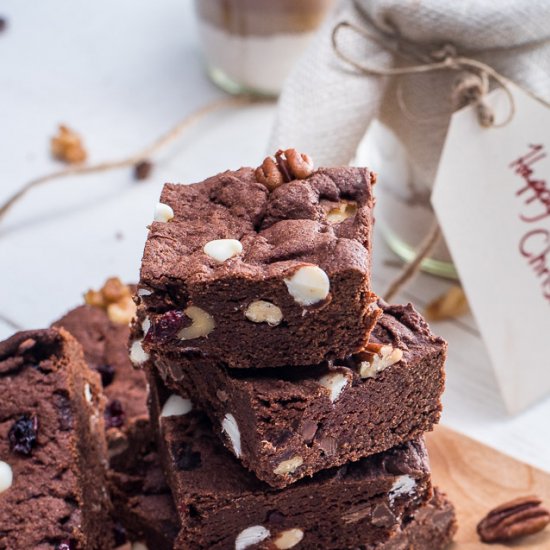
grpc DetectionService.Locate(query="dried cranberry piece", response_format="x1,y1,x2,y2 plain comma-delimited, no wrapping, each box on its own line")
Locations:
266,510,286,525
105,399,125,429
173,442,201,471
144,311,186,344
96,363,115,387
134,160,153,181
113,522,127,546
53,392,73,431
8,414,38,456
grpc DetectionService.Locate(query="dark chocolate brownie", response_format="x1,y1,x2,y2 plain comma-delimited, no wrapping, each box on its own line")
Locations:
53,304,149,467
378,489,456,549
0,329,113,549
148,371,439,550
133,165,380,369
152,301,446,488
109,441,179,550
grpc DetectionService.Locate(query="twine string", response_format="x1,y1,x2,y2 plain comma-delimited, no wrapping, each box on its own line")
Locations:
0,95,256,226
331,20,528,299
331,21,516,127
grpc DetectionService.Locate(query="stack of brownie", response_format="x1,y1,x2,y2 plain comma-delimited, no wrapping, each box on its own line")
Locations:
128,150,458,549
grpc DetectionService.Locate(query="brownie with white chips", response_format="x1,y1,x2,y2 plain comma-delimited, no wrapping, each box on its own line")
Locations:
147,371,457,550
151,301,446,488
132,155,379,370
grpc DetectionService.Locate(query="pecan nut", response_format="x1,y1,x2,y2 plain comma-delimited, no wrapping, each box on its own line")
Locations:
255,149,314,191
477,496,550,543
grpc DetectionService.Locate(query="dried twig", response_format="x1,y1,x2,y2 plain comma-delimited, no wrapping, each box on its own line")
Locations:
0,95,256,225
384,221,442,302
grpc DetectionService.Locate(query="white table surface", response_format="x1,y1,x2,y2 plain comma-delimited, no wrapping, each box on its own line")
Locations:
1,0,549,474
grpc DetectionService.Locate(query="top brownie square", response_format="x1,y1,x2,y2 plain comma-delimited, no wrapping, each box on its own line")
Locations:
134,161,379,369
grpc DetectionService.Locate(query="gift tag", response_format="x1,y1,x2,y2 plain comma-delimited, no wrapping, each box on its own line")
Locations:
432,81,550,413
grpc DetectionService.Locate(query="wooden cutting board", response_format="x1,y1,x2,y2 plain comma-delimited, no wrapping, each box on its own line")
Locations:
426,426,550,549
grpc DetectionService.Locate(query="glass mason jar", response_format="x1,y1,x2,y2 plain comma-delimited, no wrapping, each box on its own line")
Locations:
194,0,335,97
357,119,458,279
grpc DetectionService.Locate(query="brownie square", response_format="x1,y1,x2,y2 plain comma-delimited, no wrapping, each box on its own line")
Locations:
54,303,149,468
109,440,179,550
148,371,442,550
0,329,113,549
152,301,446,488
133,165,379,369
54,301,178,549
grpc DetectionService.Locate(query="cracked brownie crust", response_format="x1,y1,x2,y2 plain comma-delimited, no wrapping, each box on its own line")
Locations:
0,329,112,549
134,166,379,369
153,301,446,488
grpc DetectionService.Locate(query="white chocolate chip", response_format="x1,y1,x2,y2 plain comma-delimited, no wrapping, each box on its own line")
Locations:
235,525,270,550
203,239,243,263
137,288,152,297
0,461,13,493
274,528,305,549
389,475,416,505
221,413,241,458
284,265,330,306
326,200,357,223
244,300,283,326
84,383,93,404
161,395,193,417
359,344,403,379
318,371,350,403
154,202,174,222
177,306,215,340
130,339,149,366
274,455,303,476
142,317,151,336
132,543,148,550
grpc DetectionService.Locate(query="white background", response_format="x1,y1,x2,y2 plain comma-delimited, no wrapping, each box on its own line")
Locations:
1,0,549,472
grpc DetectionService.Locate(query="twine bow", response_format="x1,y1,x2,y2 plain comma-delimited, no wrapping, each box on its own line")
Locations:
331,20,521,299
332,21,516,129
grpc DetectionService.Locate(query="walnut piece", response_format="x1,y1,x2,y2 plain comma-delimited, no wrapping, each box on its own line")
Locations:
244,300,283,326
51,124,87,164
425,285,469,321
255,149,314,191
84,277,136,325
327,200,358,223
358,342,403,379
274,456,303,476
274,528,304,549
